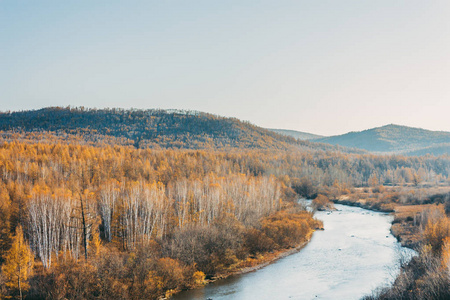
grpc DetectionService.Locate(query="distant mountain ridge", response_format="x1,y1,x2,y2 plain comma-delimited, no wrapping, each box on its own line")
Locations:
316,124,450,156
268,129,324,140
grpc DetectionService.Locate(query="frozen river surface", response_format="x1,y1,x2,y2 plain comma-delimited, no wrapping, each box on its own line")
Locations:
172,203,415,300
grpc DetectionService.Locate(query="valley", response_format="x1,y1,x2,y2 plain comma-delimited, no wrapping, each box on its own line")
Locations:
0,108,448,299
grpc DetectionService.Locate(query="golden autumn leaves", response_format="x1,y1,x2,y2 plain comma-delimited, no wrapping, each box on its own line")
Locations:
2,226,33,300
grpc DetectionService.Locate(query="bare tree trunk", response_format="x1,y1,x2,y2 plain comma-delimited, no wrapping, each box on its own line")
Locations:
18,239,22,300
80,196,88,260
18,274,22,300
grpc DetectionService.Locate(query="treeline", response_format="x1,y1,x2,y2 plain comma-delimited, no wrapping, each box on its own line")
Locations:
0,107,303,150
0,107,369,153
0,140,448,196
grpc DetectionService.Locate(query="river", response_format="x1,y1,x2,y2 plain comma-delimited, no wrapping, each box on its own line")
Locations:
172,203,416,300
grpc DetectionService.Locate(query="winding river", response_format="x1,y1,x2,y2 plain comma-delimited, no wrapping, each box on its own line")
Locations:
172,203,415,300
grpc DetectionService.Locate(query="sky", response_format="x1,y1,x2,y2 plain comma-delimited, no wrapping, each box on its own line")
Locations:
1,1,449,136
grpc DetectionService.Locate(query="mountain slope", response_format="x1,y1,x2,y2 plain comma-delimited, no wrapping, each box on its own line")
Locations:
0,107,355,153
268,129,324,140
316,124,450,155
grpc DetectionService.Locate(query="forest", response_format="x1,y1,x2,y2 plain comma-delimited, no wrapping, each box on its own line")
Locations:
0,141,323,299
0,109,449,299
0,107,361,152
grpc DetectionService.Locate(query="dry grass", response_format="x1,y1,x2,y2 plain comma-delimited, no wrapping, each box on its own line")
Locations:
391,204,446,248
394,204,439,220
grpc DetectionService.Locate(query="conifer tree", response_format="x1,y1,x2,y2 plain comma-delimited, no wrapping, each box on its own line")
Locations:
0,187,12,262
1,226,34,300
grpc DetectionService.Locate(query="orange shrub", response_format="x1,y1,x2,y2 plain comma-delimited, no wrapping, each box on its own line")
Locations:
312,194,334,211
261,211,313,248
155,257,184,291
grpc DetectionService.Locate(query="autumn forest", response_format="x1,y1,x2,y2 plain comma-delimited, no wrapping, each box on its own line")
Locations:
0,108,449,299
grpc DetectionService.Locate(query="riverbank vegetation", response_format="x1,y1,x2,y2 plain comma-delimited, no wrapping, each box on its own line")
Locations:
311,194,335,211
0,130,449,298
364,205,450,300
331,186,450,299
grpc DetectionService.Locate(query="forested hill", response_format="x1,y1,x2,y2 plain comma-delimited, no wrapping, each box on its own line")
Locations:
268,128,324,140
0,107,351,152
316,124,450,155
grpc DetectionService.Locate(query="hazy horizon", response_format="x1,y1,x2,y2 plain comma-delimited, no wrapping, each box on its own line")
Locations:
2,1,449,135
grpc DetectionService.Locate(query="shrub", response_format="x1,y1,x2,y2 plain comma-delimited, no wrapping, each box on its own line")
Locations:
312,194,334,211
261,211,313,248
243,228,276,255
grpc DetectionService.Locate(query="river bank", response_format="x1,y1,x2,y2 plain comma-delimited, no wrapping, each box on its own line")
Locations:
162,207,322,299
332,198,394,213
333,198,437,249
164,231,315,299
172,204,414,300
220,232,313,278
362,204,450,300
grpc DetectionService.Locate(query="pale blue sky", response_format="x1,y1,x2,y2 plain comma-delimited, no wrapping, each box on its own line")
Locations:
1,1,449,135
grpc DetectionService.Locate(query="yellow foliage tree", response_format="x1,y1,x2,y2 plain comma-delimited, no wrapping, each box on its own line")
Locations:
1,226,34,300
423,212,450,255
441,237,450,269
90,225,102,258
368,172,379,187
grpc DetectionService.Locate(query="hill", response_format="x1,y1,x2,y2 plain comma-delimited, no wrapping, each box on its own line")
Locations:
316,124,450,155
268,129,324,140
404,143,450,156
0,107,353,152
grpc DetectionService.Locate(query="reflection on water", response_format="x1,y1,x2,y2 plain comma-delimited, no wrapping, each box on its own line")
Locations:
172,204,415,300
